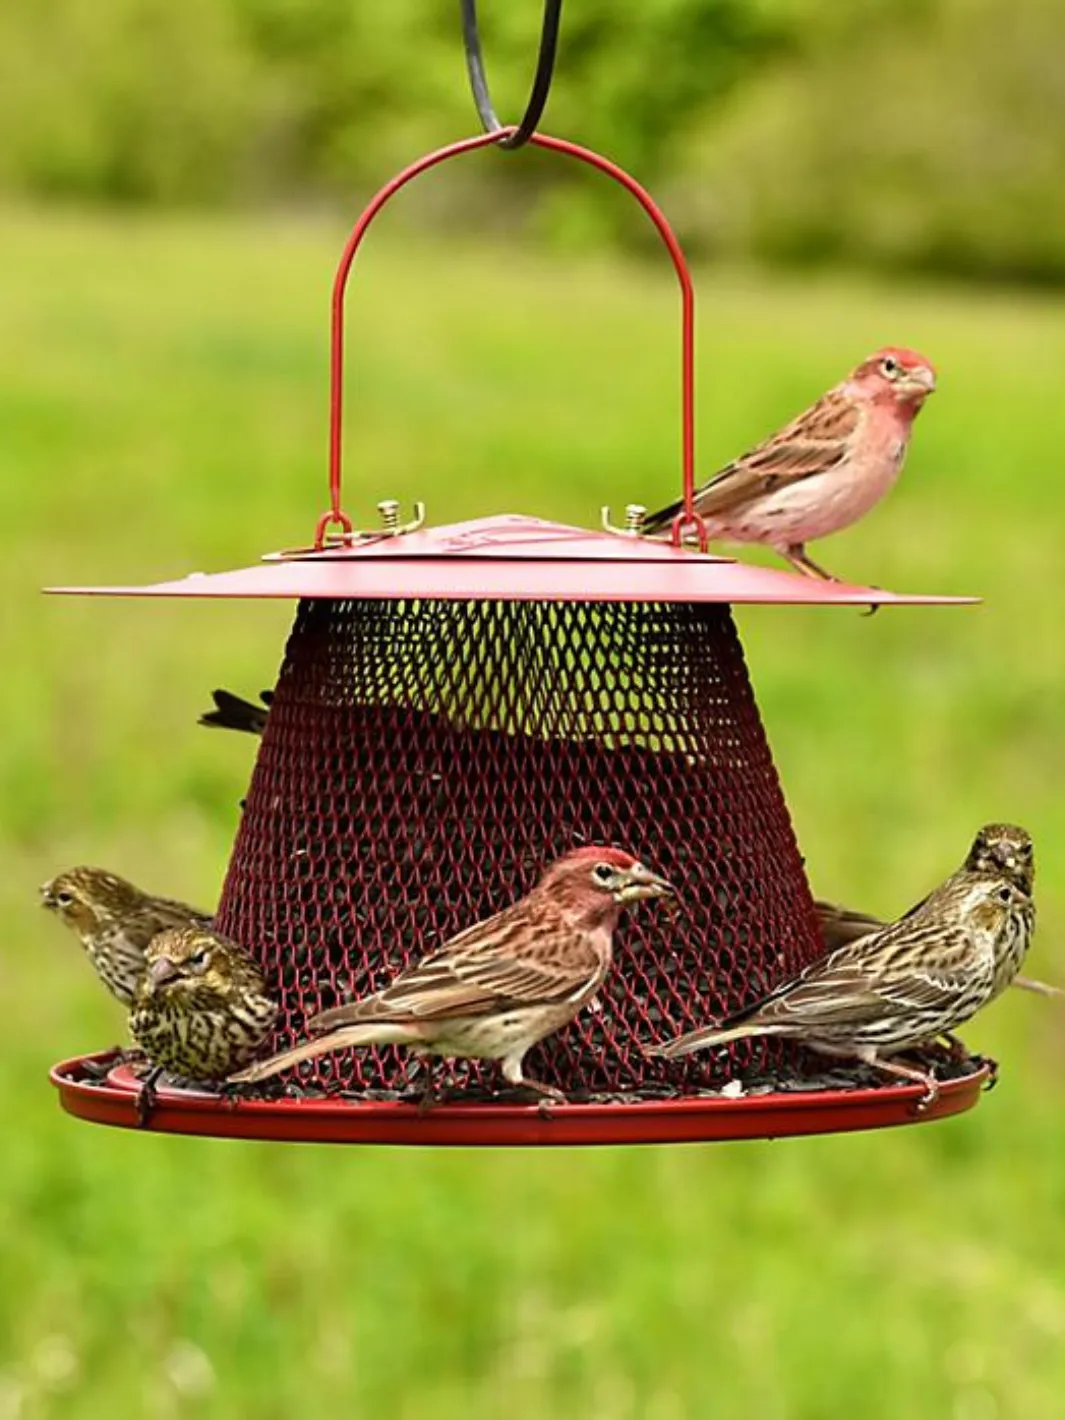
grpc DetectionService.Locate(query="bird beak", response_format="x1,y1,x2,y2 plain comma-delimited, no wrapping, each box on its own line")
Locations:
902,366,936,396
148,956,180,988
618,866,676,903
39,884,54,909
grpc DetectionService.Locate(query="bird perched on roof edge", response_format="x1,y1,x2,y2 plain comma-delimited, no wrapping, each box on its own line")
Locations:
643,347,936,581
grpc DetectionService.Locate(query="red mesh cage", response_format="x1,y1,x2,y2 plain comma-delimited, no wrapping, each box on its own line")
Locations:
48,133,986,1141
213,595,822,1097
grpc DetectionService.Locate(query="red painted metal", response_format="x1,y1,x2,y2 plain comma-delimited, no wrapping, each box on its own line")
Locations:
46,514,977,605
43,137,981,1149
320,129,706,551
51,1052,989,1145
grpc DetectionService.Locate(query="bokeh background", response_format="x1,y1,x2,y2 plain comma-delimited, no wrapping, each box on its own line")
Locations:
3,2,1064,1416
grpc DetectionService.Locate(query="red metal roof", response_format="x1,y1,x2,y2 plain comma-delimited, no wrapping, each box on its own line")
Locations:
45,513,976,606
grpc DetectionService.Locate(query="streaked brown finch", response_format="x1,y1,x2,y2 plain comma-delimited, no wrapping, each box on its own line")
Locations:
815,823,1056,997
648,825,1035,1106
644,346,936,579
130,926,277,1125
230,846,674,1102
40,866,211,1007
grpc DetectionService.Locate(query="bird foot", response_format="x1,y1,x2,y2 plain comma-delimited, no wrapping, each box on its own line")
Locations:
913,1075,941,1114
136,1067,164,1129
217,1079,273,1110
514,1077,567,1114
971,1054,1000,1091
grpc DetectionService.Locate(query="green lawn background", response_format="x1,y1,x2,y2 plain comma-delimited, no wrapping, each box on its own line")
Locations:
1,212,1063,1418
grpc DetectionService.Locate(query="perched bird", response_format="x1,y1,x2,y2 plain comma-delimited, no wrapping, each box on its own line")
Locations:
130,926,277,1125
231,846,674,1102
40,867,211,1007
649,828,1035,1105
814,823,1057,997
644,347,936,580
198,688,272,737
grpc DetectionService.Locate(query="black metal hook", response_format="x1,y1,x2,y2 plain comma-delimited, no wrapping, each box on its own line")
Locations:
460,0,563,150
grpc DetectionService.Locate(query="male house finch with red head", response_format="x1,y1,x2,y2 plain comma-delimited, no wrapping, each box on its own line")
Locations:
815,824,1056,997
231,846,674,1101
130,926,278,1124
40,866,211,1007
198,688,272,737
649,825,1035,1106
643,347,936,580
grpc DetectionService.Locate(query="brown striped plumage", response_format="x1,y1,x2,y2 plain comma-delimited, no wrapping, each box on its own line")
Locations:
643,347,935,579
40,866,211,1007
130,927,277,1084
230,846,674,1101
815,823,1056,997
650,826,1036,1104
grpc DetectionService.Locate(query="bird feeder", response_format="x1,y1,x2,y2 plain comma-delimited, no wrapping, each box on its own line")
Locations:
47,60,986,1145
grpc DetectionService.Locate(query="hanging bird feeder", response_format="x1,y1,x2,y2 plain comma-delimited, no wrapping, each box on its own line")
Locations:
48,2,985,1145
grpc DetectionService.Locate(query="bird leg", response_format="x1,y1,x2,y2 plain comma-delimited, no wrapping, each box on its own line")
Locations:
855,1048,940,1111
501,1057,567,1116
415,1058,448,1113
783,544,838,581
936,1030,970,1061
136,1066,165,1128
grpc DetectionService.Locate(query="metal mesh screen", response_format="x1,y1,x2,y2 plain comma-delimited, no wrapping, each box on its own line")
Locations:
214,597,823,1096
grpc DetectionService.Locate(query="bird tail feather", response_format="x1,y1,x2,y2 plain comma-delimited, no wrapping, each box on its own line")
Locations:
646,1021,768,1061
228,1023,417,1083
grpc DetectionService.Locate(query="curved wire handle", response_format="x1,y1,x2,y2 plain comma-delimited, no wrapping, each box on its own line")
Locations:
317,129,707,552
460,0,563,150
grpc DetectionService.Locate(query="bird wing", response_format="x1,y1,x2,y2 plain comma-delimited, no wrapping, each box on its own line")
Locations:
310,904,604,1032
739,920,973,1032
815,899,885,951
643,389,861,532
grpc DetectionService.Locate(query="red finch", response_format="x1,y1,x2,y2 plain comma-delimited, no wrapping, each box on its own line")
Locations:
815,823,1057,997
40,866,210,1007
649,825,1035,1105
198,688,272,736
644,347,936,579
230,846,674,1102
130,926,277,1125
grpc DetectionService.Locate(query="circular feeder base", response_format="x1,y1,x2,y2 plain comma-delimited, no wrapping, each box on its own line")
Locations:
51,1051,990,1147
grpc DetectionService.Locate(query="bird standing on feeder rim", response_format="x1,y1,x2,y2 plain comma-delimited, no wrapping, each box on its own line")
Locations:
815,823,1057,998
230,846,675,1105
129,926,278,1126
647,826,1035,1107
643,347,936,580
198,688,273,737
40,866,211,1008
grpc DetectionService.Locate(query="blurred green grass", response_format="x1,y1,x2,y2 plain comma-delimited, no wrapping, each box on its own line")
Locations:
2,211,1064,1419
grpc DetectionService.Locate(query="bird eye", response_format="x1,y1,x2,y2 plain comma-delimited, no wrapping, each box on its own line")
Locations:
880,355,900,378
592,863,616,884
187,949,211,970
56,890,74,908
995,886,1013,905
